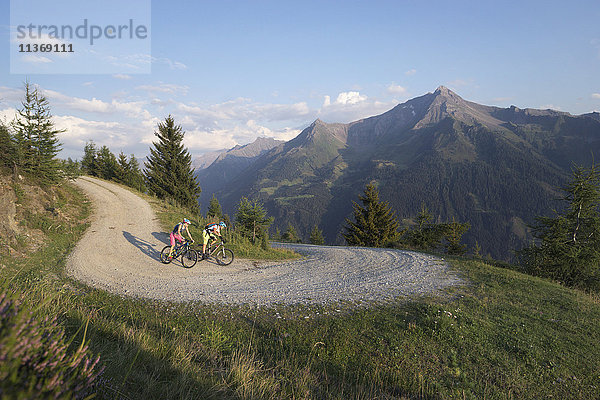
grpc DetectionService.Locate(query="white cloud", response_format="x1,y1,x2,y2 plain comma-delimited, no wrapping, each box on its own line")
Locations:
0,108,17,124
592,93,600,99
334,91,367,105
53,113,161,159
0,86,25,104
176,98,310,126
113,74,132,80
44,89,151,119
387,83,407,95
405,69,417,76
319,91,394,122
2,84,398,159
183,120,300,152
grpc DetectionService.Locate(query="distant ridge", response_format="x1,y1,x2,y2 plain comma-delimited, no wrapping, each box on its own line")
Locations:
200,87,600,260
196,136,284,207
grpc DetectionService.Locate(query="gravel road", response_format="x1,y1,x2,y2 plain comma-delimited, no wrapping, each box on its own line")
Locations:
66,176,464,306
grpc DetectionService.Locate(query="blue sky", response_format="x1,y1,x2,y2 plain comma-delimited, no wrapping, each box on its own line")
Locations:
1,0,600,159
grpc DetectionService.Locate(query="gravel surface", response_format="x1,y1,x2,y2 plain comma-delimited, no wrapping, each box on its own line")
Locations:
66,176,465,306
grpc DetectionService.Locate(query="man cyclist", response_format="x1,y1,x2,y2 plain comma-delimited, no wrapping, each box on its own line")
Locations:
168,218,194,258
202,221,226,259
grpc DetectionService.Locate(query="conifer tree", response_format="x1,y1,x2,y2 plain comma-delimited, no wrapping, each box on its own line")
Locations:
207,194,223,220
60,158,81,180
444,217,471,255
12,82,36,172
144,116,201,213
96,146,118,181
126,154,146,192
235,197,272,243
272,227,282,241
309,225,325,245
283,223,301,243
115,152,130,183
81,141,98,176
343,183,400,247
12,82,63,181
0,123,14,169
402,203,445,251
519,163,600,290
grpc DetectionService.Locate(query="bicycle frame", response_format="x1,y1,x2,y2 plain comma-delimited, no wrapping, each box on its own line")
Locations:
174,241,190,257
208,241,225,257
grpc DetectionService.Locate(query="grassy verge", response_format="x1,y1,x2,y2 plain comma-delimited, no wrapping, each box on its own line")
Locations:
1,177,599,399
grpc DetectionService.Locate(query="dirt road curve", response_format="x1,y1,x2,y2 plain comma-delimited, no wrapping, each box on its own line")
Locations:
66,177,464,305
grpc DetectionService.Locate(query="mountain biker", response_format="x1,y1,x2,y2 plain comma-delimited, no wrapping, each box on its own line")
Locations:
168,218,194,258
202,221,226,259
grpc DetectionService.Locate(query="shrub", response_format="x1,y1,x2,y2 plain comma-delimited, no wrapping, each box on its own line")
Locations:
0,289,103,399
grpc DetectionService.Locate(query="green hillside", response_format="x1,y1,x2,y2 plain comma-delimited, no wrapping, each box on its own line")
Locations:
1,174,599,398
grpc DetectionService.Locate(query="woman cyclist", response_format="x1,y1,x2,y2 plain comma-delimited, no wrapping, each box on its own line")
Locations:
168,218,194,258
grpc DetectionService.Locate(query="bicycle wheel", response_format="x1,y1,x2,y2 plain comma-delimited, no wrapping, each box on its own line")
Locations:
181,249,198,268
215,248,234,266
160,246,174,264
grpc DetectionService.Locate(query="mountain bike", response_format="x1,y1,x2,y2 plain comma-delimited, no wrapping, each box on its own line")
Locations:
202,239,234,265
160,240,198,268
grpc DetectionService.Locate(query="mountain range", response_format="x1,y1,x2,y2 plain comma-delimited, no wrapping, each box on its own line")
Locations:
196,86,600,260
195,137,284,206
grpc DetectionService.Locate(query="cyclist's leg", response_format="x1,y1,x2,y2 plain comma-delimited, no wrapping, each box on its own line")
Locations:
208,233,217,252
201,230,210,259
168,232,176,256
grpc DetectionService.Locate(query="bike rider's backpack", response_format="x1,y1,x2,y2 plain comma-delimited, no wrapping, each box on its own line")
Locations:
204,223,218,231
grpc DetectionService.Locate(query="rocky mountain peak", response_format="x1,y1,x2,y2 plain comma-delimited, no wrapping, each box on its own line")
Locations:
432,85,465,104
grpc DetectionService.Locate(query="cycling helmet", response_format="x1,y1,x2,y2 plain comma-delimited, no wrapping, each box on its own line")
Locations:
219,221,226,228
183,218,191,224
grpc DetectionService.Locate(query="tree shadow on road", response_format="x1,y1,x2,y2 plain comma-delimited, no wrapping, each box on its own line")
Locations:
122,231,161,260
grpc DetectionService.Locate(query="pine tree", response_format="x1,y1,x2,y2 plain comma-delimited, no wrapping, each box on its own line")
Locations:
309,225,325,245
443,217,470,255
403,203,445,251
127,154,146,192
31,90,62,180
0,122,14,169
283,223,301,243
144,116,201,213
473,241,482,258
81,141,98,176
12,82,63,181
519,163,600,290
96,146,118,181
343,183,400,247
12,82,36,172
61,158,81,180
235,197,273,244
115,152,130,184
272,227,282,241
207,194,223,220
